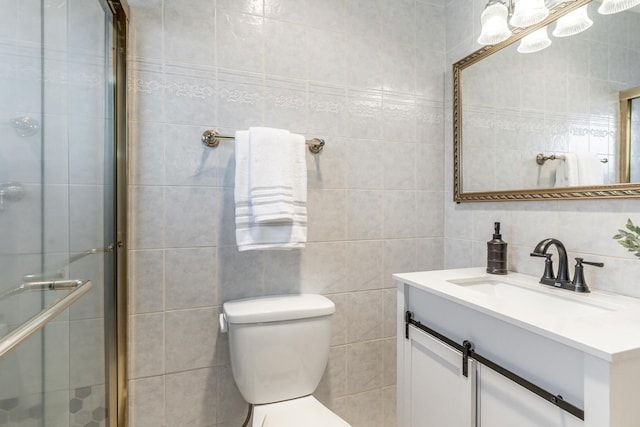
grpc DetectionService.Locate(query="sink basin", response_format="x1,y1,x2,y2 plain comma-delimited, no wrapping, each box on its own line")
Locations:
447,277,614,318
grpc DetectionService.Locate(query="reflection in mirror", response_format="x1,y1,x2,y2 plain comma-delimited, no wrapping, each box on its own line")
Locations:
454,0,640,201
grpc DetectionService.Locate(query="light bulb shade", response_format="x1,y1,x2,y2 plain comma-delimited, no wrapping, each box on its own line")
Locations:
597,0,640,14
477,2,513,45
510,0,550,27
552,5,593,37
517,27,552,53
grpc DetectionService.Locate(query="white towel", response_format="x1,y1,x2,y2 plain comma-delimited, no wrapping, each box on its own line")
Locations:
555,153,579,187
555,152,604,187
234,129,307,251
248,127,306,224
575,152,604,186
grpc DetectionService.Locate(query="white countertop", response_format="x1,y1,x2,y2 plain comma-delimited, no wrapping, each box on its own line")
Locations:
394,267,640,362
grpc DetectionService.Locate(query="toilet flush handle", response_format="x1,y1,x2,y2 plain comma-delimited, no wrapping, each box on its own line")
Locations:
219,313,228,333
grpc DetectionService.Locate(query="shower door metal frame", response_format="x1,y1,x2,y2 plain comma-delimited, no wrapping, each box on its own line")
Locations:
105,1,128,426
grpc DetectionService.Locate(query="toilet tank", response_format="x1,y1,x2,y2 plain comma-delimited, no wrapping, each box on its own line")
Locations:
223,294,335,405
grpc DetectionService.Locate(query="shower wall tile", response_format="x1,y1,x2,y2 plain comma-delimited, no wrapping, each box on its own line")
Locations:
347,388,383,427
383,239,417,288
129,121,166,186
216,11,264,73
347,340,382,394
164,69,216,127
263,77,308,133
298,241,348,294
165,307,219,373
129,313,164,379
163,0,216,67
307,189,347,241
264,19,308,80
165,247,218,310
347,240,383,292
264,0,307,21
307,84,347,137
216,365,248,425
316,345,347,403
347,190,383,240
383,386,397,427
218,247,265,302
164,186,217,248
306,28,346,86
164,124,217,186
127,0,163,61
165,368,217,427
129,376,166,427
130,186,165,250
347,36,383,91
347,290,382,343
346,0,381,41
127,0,447,425
345,139,383,189
383,190,417,238
129,250,164,314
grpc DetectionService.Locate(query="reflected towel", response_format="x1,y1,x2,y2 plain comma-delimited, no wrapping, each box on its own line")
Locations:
555,153,579,187
555,152,604,187
575,152,604,186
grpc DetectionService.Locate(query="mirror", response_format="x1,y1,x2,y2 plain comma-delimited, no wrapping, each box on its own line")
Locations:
453,0,640,202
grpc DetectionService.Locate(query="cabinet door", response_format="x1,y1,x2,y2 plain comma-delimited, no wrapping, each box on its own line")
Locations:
477,364,583,427
405,325,476,427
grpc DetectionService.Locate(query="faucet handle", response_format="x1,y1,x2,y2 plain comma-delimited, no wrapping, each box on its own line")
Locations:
579,258,604,268
530,252,555,285
571,258,604,293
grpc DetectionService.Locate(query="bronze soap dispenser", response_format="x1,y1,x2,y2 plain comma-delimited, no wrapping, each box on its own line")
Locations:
487,222,508,275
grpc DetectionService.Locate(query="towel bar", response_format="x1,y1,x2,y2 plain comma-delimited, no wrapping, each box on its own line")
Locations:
201,130,325,154
536,153,608,165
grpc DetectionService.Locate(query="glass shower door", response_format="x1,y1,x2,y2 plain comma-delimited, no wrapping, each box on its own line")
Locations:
0,0,118,425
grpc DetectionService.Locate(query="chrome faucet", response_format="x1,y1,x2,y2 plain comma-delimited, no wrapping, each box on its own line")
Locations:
530,238,604,293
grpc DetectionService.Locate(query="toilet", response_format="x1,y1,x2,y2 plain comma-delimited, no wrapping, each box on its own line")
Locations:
221,294,351,427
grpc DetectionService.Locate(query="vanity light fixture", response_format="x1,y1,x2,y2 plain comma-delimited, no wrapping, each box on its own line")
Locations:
510,0,550,27
477,0,551,46
477,1,513,45
517,26,552,53
597,0,640,14
552,4,593,37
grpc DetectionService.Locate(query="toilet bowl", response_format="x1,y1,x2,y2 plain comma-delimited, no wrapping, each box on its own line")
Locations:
221,294,351,427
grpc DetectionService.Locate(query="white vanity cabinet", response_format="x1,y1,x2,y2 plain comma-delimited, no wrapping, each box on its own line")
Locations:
396,268,640,427
403,324,476,427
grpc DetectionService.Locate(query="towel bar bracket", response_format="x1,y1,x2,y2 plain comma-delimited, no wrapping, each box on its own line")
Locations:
201,130,325,154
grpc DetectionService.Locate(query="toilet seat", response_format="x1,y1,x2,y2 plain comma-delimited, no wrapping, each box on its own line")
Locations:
252,396,351,427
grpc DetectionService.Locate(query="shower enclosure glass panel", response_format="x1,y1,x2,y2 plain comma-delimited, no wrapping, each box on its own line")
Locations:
0,0,117,425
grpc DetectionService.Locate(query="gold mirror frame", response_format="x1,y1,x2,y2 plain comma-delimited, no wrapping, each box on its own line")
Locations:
453,0,640,202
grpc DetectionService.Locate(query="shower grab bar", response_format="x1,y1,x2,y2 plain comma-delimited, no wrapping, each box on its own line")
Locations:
201,130,326,154
0,279,92,360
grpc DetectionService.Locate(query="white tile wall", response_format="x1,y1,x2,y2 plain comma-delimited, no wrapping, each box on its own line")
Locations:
127,0,446,426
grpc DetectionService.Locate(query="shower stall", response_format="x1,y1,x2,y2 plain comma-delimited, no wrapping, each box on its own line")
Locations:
0,1,127,426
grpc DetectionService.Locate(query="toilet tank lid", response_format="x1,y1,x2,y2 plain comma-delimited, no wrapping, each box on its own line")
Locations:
223,294,335,324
